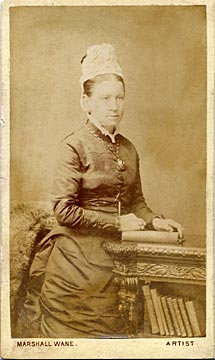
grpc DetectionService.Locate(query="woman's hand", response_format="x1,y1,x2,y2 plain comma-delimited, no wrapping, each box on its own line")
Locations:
152,218,184,239
118,213,146,231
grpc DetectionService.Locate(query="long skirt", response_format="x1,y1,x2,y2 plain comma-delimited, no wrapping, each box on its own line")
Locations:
26,234,125,338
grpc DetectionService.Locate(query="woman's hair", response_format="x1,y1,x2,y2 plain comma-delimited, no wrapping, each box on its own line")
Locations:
82,74,125,97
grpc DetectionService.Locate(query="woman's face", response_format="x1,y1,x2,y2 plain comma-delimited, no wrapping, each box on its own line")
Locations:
84,76,125,133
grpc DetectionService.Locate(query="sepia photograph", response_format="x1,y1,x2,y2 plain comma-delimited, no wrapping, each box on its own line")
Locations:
1,0,214,358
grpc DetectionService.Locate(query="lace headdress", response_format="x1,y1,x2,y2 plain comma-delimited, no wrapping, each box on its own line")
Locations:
79,43,123,85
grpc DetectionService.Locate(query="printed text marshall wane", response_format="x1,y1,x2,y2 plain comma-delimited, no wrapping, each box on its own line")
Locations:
16,340,75,347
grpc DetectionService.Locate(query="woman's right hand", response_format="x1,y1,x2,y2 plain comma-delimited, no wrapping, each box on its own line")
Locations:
118,213,146,231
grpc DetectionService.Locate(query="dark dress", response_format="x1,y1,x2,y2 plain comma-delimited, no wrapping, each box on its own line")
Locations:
24,120,157,338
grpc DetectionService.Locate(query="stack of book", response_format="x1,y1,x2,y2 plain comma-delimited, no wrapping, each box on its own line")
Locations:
142,284,202,337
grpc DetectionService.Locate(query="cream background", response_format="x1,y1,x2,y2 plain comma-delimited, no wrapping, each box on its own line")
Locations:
1,0,214,359
10,5,207,245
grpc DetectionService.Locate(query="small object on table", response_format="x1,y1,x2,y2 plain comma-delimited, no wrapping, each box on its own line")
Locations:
122,230,182,245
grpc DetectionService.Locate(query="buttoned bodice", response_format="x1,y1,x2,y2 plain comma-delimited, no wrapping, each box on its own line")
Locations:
52,120,155,232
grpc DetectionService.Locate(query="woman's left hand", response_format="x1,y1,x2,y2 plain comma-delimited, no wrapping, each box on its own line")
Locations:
152,218,184,240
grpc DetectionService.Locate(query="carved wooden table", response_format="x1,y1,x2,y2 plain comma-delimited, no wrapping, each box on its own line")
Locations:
103,241,206,337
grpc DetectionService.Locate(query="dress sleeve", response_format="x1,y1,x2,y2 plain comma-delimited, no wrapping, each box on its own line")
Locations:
131,155,161,225
52,142,117,231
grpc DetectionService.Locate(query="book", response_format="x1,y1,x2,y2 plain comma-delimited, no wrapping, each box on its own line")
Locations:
177,298,193,337
161,296,175,336
185,300,201,336
157,295,169,336
151,288,165,336
166,297,181,336
142,284,160,335
121,230,179,244
172,297,187,337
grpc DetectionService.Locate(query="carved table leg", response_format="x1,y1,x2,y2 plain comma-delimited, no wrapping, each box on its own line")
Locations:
115,276,139,337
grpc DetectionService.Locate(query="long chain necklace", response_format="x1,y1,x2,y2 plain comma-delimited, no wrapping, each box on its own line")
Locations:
85,124,126,171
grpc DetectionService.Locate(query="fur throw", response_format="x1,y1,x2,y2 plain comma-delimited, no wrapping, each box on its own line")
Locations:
10,202,55,337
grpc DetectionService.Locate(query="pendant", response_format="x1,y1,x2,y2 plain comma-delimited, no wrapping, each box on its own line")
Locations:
117,158,126,170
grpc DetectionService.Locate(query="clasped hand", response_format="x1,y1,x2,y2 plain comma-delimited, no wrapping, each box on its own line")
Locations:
119,213,146,231
152,217,184,239
119,213,184,239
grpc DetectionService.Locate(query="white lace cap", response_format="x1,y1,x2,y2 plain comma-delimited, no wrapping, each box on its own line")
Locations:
79,43,123,85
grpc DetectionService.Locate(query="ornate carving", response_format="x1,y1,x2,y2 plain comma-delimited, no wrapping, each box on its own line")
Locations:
103,242,138,257
137,263,206,281
137,246,206,259
114,274,139,289
113,261,206,282
113,260,138,277
103,241,206,261
103,242,206,263
103,240,206,337
116,277,139,337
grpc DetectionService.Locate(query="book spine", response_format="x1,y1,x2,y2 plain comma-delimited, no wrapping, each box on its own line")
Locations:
161,296,175,336
185,300,201,337
157,295,169,336
177,298,193,337
151,288,165,336
172,298,187,337
166,297,181,336
142,285,159,335
122,230,178,243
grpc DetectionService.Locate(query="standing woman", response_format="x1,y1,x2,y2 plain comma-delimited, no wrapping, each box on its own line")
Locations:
24,44,184,338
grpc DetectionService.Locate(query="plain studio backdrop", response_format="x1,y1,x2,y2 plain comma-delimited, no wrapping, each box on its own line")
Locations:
10,5,206,247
